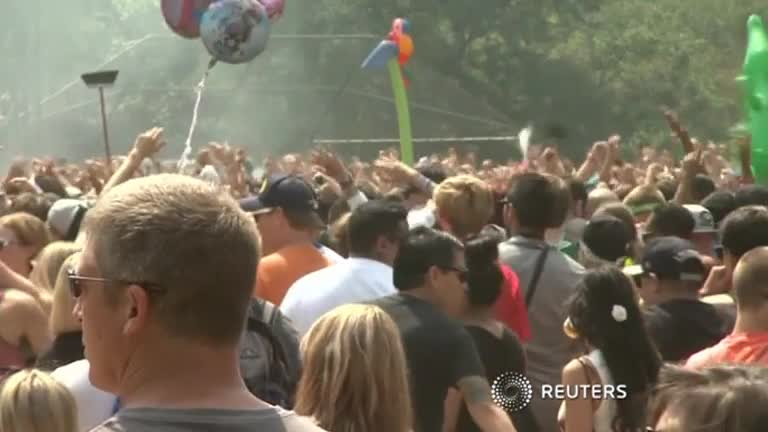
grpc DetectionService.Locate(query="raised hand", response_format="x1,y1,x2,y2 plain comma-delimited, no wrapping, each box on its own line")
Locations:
311,149,350,184
134,127,166,159
373,155,417,186
663,109,695,153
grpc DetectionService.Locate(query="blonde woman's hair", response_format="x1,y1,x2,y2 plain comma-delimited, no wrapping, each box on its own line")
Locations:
295,304,412,432
50,254,81,335
434,175,495,240
0,212,52,253
29,241,80,293
0,369,78,432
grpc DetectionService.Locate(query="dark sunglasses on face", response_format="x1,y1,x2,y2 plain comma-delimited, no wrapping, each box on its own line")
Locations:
251,208,276,222
441,266,468,283
67,268,164,299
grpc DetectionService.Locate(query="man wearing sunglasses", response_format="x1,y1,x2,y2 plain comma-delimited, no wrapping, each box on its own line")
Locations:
73,174,324,432
370,227,516,432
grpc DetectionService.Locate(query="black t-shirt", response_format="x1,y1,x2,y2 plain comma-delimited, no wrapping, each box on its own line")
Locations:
36,331,84,372
643,298,733,363
457,325,539,432
370,294,486,432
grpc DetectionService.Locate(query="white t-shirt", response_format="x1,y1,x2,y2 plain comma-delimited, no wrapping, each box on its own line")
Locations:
51,360,116,432
281,258,395,337
319,245,345,264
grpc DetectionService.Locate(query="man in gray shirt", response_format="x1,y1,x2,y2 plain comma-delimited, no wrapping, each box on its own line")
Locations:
71,174,323,432
499,173,585,432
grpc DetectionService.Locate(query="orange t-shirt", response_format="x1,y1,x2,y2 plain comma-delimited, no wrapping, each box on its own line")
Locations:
686,332,768,369
254,243,332,306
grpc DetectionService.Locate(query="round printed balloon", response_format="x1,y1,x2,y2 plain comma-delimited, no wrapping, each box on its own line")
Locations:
161,0,216,39
257,0,285,22
200,0,271,64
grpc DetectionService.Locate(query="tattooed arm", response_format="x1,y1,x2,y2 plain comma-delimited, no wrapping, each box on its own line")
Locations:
458,376,518,432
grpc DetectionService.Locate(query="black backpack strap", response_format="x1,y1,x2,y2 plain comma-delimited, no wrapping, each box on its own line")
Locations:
525,246,550,307
248,300,289,370
264,300,278,327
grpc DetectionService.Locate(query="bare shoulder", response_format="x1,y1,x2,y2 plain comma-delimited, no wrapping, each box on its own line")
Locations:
562,357,598,385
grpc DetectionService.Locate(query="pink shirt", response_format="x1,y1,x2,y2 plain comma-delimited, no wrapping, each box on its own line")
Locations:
494,264,531,342
686,332,768,369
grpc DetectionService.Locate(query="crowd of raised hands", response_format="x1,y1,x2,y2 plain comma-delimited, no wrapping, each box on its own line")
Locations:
0,110,751,215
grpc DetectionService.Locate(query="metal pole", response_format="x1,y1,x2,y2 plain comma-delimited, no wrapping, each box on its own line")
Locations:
98,87,113,173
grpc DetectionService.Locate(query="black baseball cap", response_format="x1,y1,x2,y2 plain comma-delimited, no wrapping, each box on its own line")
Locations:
239,175,322,225
625,236,705,282
581,214,634,262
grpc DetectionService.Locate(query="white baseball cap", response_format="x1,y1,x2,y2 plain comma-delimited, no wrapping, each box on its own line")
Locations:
684,204,717,234
47,199,88,241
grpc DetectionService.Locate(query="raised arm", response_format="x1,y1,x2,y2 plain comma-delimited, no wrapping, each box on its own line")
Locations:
100,127,166,196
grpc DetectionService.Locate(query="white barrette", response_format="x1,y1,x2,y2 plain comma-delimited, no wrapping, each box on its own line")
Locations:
611,305,628,322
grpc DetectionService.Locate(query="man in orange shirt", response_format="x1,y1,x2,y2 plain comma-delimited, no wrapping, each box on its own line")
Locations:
687,246,768,368
240,175,332,305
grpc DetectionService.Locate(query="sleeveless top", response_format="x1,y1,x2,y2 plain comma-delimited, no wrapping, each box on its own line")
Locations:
584,349,617,432
0,291,29,375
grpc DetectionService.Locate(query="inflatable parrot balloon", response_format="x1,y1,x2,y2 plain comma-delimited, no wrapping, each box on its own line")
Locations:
362,18,415,166
745,14,768,184
362,18,414,83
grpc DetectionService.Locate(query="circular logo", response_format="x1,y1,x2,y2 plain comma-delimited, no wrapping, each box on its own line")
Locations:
491,371,533,412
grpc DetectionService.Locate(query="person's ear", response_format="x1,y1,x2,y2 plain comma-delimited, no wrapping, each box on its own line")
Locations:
437,209,452,233
123,285,151,336
426,265,443,288
273,208,287,227
723,251,736,271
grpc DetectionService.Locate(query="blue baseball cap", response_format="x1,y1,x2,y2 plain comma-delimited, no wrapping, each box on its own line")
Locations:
239,175,320,215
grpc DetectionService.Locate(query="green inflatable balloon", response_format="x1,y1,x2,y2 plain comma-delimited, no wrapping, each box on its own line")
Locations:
745,15,768,183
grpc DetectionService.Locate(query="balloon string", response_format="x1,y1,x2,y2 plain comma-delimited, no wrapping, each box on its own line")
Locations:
177,60,217,173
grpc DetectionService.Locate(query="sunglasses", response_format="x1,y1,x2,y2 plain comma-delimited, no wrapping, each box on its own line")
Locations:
251,208,276,222
67,268,164,299
441,266,468,283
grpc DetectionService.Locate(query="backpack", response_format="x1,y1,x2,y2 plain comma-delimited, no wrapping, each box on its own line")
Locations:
239,299,298,408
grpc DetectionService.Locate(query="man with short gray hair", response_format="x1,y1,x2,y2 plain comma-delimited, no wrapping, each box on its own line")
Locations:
73,174,323,432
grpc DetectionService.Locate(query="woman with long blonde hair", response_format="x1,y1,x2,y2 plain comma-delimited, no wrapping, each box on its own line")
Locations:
28,241,79,316
0,369,78,432
36,254,84,371
29,241,79,294
295,304,413,432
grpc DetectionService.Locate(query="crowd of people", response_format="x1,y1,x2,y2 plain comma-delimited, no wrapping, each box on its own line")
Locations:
0,109,766,432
